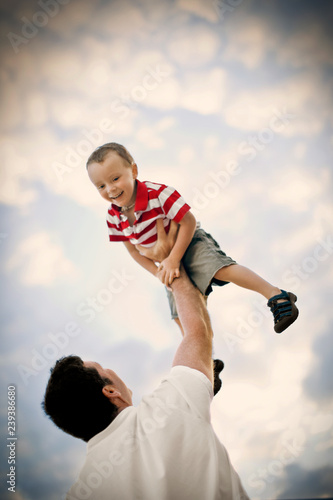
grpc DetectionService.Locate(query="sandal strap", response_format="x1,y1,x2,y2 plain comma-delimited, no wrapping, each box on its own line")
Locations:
267,290,295,325
267,289,289,307
269,302,293,323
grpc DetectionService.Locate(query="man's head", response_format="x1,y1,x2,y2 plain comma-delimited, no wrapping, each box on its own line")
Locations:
86,143,138,208
42,356,133,442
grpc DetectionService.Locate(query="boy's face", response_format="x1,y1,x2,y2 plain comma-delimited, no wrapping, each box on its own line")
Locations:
88,152,138,208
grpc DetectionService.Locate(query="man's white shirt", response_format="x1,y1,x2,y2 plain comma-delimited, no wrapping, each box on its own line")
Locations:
66,366,249,500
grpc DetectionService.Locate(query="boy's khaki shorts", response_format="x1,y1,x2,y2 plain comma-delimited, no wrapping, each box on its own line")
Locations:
165,228,237,319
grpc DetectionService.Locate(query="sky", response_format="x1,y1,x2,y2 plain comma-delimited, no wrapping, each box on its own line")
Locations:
0,0,333,499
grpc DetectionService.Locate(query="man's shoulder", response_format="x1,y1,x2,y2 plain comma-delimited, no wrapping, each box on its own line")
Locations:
167,366,213,392
140,366,213,421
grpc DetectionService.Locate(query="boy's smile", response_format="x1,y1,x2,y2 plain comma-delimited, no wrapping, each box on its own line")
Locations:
87,152,138,208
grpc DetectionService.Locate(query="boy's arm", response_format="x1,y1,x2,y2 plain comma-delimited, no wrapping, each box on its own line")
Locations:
158,211,197,287
123,241,158,276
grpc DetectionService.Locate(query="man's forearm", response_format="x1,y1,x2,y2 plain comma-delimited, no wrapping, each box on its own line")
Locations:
130,250,158,276
170,267,214,383
124,242,158,276
171,268,213,341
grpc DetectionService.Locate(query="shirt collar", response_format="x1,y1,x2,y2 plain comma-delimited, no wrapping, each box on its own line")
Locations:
134,180,148,212
109,180,148,217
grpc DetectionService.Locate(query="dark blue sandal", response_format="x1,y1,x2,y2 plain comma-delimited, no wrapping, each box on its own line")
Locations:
267,290,299,333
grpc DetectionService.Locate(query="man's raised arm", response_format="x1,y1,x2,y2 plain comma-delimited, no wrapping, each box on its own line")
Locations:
140,219,214,385
165,266,214,386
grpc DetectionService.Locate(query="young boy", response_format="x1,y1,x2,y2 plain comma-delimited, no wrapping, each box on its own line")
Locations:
86,142,299,337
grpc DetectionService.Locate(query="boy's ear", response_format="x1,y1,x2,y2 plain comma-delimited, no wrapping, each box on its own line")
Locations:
102,385,121,402
131,163,138,179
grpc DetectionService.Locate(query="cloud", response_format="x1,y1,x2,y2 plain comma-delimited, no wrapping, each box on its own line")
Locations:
277,464,333,499
269,167,326,213
89,0,147,38
303,329,333,403
293,141,307,160
167,24,220,68
47,1,99,37
222,7,333,71
176,0,219,23
223,14,277,69
1,2,333,500
142,75,181,110
213,338,313,427
0,141,37,207
2,25,175,131
182,68,227,114
277,22,333,68
136,116,176,150
223,72,329,136
144,67,228,114
0,76,22,131
38,0,146,42
6,232,79,286
220,11,332,135
177,145,196,164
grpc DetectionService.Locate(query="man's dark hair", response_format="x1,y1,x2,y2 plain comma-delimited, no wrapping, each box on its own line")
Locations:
86,142,134,169
42,356,119,442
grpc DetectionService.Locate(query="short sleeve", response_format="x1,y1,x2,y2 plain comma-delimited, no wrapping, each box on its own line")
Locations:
106,211,129,242
153,366,213,422
157,186,190,223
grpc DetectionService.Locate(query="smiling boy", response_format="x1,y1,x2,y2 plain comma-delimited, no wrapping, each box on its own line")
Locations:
87,142,299,335
87,143,197,287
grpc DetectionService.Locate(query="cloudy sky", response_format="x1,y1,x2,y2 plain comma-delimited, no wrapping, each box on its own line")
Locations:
0,0,333,498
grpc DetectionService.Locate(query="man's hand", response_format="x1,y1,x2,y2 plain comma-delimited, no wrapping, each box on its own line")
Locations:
135,219,179,263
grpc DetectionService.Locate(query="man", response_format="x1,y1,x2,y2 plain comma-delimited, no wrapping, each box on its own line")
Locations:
42,222,249,500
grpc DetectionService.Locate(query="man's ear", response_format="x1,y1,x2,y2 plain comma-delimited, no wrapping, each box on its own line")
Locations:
102,385,121,402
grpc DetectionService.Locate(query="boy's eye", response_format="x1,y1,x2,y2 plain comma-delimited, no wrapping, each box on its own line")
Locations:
113,177,119,181
98,185,104,190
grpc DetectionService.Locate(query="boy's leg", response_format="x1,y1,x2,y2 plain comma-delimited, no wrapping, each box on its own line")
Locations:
214,264,281,300
215,264,298,333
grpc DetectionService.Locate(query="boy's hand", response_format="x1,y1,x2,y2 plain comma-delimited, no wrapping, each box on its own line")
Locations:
158,256,180,287
135,219,179,263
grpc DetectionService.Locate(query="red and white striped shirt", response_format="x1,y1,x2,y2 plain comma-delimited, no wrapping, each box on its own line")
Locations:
106,180,190,247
